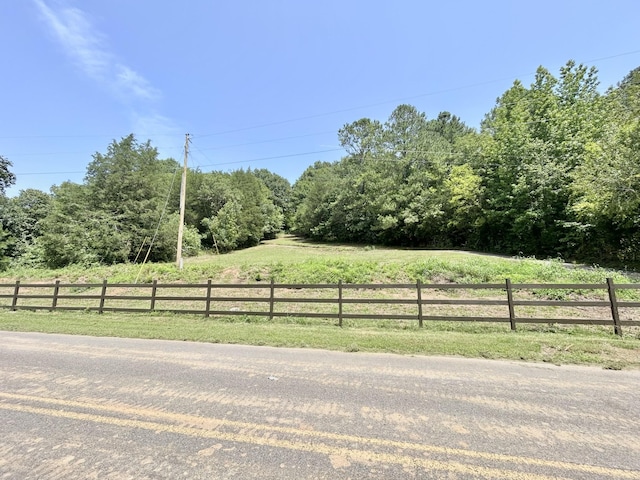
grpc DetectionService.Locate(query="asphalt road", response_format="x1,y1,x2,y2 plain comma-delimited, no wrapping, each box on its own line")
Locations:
0,332,639,479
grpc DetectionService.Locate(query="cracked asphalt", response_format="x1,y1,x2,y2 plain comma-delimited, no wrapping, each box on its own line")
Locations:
0,331,639,479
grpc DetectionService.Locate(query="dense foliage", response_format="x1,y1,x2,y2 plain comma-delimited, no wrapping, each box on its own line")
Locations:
291,63,640,266
0,157,17,269
0,135,288,268
1,62,638,269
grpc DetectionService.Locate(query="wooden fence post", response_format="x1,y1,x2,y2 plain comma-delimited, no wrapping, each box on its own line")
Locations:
606,278,622,337
11,280,20,311
269,279,275,321
98,279,108,314
205,279,212,318
51,280,60,311
150,279,158,311
505,278,516,331
338,280,343,327
417,279,423,328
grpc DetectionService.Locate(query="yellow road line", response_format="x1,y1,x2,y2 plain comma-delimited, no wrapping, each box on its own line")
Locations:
0,401,566,480
0,392,638,479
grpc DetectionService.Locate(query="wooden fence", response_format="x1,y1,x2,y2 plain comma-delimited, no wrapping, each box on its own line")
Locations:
1,279,639,335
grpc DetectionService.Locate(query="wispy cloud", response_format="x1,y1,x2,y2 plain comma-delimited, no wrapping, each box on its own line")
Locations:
131,112,185,159
34,0,160,102
132,112,180,136
33,0,180,152
115,66,159,101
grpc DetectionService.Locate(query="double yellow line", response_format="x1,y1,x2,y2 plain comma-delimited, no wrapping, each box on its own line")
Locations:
0,392,637,479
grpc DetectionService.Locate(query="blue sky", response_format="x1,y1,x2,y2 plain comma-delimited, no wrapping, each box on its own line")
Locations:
2,0,639,197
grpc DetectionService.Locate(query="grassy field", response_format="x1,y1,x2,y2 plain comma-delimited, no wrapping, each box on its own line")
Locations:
5,235,638,285
1,235,639,369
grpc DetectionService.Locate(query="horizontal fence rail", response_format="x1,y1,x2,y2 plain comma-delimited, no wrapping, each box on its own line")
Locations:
1,278,639,336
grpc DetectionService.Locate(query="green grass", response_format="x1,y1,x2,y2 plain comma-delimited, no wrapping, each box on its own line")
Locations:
5,235,636,286
1,310,638,369
2,235,639,369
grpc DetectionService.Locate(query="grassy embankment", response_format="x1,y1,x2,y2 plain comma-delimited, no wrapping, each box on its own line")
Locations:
1,235,639,369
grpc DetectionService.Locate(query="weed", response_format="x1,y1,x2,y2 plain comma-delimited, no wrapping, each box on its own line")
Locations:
603,361,624,370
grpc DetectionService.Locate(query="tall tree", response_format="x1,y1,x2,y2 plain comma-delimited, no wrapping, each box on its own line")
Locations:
476,62,605,256
295,105,461,246
186,169,233,245
427,111,474,144
338,118,384,161
38,135,200,267
84,134,181,262
570,66,640,263
384,104,429,158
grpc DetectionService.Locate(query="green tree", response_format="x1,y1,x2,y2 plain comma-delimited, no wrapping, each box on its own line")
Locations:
40,182,127,267
200,170,283,251
444,164,484,245
0,156,16,195
570,67,640,263
291,161,342,239
152,213,201,261
228,170,283,245
427,111,474,144
82,135,184,262
476,62,605,257
338,118,384,161
85,135,179,258
0,225,12,270
0,156,16,268
39,136,193,267
202,197,242,252
187,170,234,247
251,169,293,231
291,64,638,265
334,106,453,245
0,189,51,261
295,105,464,246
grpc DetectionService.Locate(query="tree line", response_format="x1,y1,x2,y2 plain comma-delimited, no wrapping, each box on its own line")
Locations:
292,62,640,266
0,136,287,269
1,61,638,269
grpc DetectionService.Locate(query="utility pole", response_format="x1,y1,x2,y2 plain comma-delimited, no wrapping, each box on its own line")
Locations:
176,133,190,269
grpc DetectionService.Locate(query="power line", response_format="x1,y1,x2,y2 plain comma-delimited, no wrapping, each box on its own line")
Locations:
0,115,574,166
191,49,640,139
3,130,335,162
9,112,619,178
0,132,185,140
195,130,337,151
13,146,343,179
196,148,344,169
134,163,181,283
14,170,85,176
3,49,638,146
6,49,639,182
7,151,95,157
